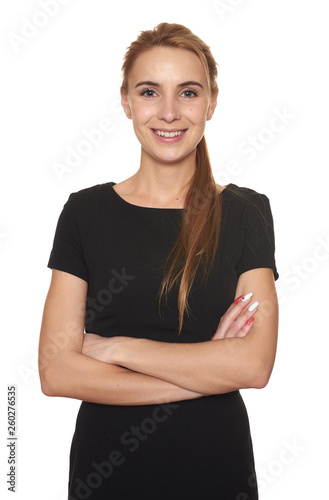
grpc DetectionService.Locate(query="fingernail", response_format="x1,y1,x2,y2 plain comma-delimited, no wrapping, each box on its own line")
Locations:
234,295,244,304
245,317,255,326
241,292,253,302
248,301,259,312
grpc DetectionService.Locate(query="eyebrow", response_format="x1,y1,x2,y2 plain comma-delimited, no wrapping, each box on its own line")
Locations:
134,80,204,89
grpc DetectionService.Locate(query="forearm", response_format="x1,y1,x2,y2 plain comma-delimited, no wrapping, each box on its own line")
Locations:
112,276,278,394
115,335,266,394
40,350,203,406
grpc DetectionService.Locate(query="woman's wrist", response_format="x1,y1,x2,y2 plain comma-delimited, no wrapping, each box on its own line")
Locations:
111,337,141,366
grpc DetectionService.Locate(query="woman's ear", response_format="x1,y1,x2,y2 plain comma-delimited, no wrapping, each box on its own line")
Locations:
121,88,132,119
206,91,218,121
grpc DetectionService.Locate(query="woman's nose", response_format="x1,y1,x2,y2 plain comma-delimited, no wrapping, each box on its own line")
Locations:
157,95,181,123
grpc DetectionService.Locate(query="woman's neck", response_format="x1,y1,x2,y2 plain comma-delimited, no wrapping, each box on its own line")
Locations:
129,153,196,206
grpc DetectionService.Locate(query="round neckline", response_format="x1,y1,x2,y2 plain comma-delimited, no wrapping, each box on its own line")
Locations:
109,182,232,211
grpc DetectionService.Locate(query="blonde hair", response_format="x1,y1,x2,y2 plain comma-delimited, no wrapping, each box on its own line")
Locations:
121,23,222,334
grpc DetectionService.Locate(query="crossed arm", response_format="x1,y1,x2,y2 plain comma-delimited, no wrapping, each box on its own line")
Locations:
38,267,278,405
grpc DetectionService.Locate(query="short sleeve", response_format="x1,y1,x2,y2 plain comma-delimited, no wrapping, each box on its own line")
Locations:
237,193,279,280
47,193,88,282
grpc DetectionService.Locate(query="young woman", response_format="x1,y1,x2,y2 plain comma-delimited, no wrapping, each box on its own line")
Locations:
39,23,279,499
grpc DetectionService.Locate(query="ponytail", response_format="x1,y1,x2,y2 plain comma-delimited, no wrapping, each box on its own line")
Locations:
158,136,222,334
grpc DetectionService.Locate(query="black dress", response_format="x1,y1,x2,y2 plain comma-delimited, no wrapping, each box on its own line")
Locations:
47,181,279,500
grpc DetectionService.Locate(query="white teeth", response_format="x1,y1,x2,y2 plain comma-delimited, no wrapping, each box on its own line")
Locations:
155,130,184,137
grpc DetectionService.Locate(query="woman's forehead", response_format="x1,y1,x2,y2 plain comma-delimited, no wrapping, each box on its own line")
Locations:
128,47,207,86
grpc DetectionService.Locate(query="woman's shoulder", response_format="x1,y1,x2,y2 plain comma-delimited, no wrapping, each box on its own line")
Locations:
69,181,114,202
224,182,267,197
62,182,116,223
223,183,271,208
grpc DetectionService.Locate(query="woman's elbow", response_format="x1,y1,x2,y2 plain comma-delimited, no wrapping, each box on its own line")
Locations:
252,373,269,389
39,347,81,397
39,373,54,397
39,353,71,397
39,365,59,397
250,363,273,389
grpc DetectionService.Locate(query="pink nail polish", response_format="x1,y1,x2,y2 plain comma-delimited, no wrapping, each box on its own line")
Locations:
245,317,255,326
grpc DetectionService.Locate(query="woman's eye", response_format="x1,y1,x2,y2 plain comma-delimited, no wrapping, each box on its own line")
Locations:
140,89,157,97
182,89,198,98
139,88,198,98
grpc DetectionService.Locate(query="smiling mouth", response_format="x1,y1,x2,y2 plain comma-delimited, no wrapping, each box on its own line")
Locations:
152,129,187,138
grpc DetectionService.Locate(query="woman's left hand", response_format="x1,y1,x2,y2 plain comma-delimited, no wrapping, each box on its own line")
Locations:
211,294,258,340
82,333,135,364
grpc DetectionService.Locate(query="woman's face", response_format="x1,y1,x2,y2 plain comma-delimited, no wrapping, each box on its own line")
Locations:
121,46,217,166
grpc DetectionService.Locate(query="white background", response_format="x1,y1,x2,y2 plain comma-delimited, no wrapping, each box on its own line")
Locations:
1,0,328,498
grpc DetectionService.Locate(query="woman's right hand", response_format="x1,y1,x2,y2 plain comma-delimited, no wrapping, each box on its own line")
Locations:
211,293,259,340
